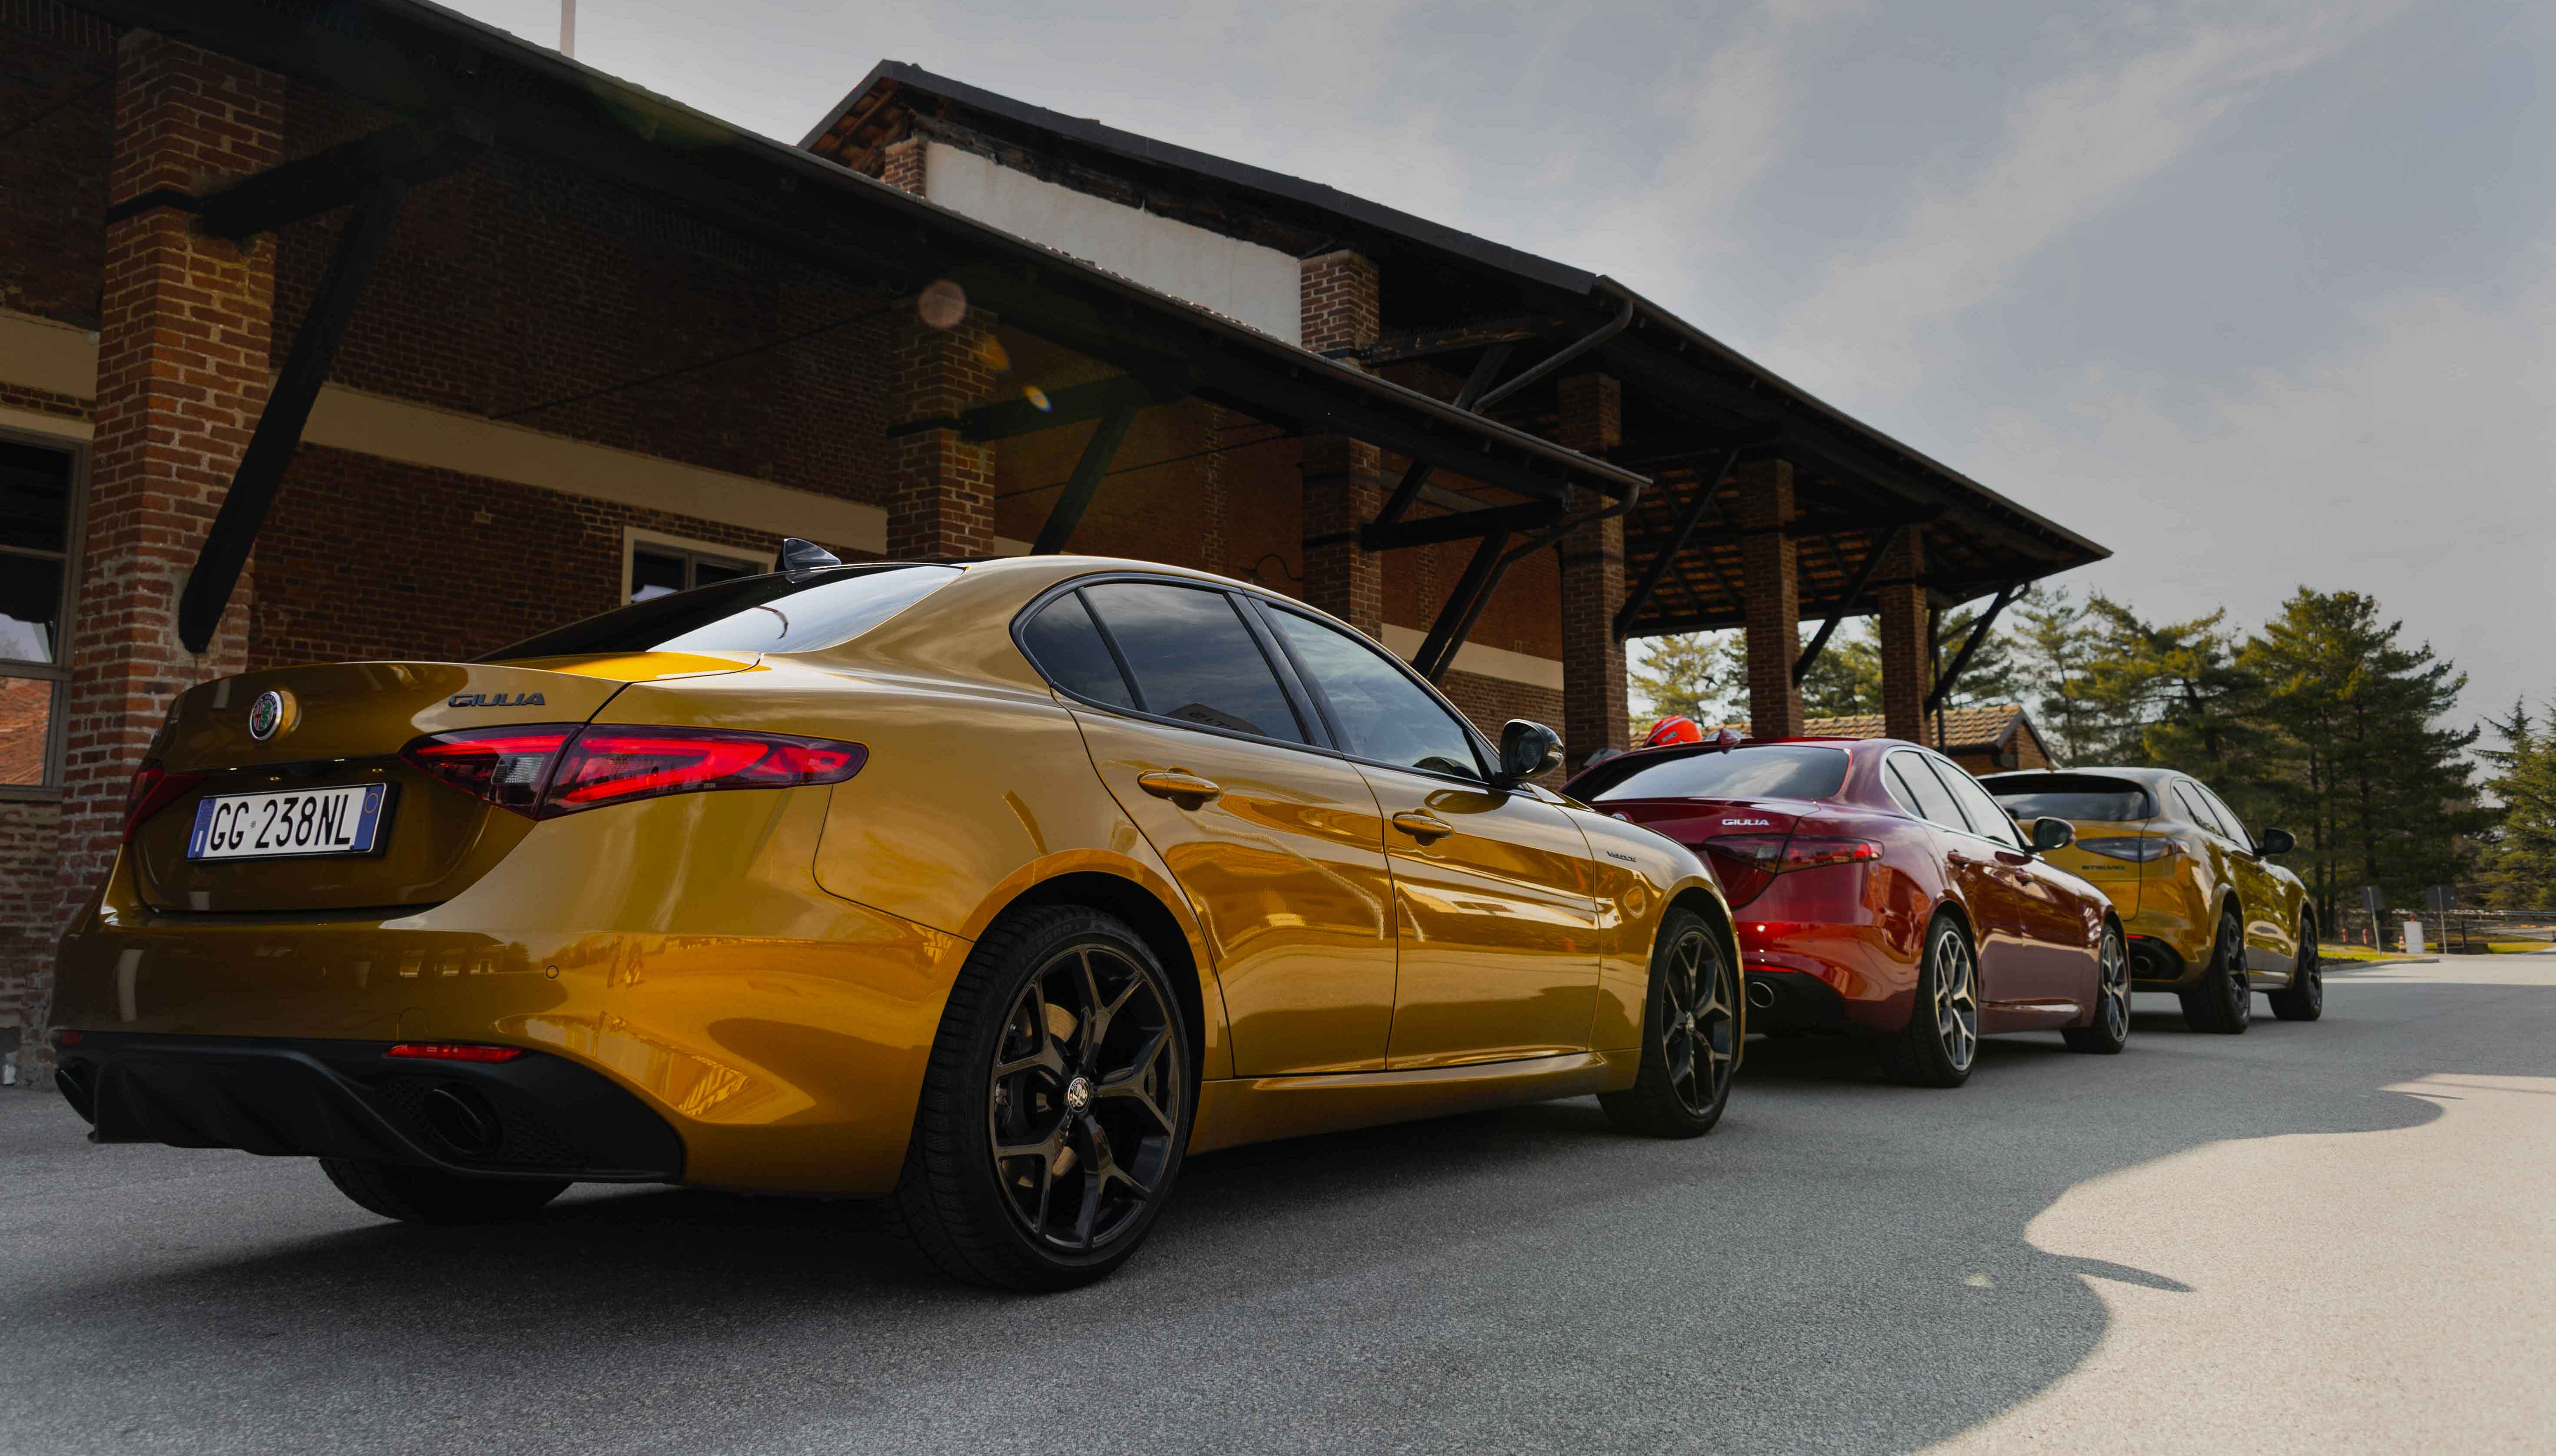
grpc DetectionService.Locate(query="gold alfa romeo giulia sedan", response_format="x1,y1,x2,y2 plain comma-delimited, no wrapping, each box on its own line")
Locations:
52,549,1739,1289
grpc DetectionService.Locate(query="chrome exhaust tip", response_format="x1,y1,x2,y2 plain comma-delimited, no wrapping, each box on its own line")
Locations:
1745,979,1776,1010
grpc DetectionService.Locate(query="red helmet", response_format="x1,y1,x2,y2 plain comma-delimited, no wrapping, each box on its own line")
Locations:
1644,715,1703,747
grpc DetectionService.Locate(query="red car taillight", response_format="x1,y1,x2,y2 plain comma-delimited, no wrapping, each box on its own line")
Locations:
123,760,207,844
2079,834,2188,863
400,725,867,818
1701,833,1880,907
386,1042,527,1064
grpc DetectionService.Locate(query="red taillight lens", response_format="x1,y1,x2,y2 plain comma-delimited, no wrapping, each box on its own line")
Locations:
386,1042,526,1063
123,760,207,844
400,726,577,816
545,728,866,813
2080,835,2185,863
1702,833,1881,907
1702,833,1787,907
399,724,866,818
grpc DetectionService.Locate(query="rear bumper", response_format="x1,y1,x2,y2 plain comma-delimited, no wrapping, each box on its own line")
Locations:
2127,934,2198,989
1732,918,1917,1035
53,1032,684,1181
1742,969,1850,1033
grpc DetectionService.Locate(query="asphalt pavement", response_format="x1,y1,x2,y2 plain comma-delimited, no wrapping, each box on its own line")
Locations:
3,955,2549,1456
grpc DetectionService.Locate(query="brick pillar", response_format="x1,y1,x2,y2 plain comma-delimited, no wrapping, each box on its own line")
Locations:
1299,250,1383,636
1737,457,1803,738
1875,529,1931,743
880,136,926,195
1555,373,1626,763
886,306,997,558
33,33,284,1078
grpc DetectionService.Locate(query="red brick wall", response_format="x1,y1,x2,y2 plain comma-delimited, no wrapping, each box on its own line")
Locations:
0,4,113,328
249,447,869,671
1737,458,1803,737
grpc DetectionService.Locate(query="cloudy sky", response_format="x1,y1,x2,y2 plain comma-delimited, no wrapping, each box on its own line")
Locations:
455,0,2551,728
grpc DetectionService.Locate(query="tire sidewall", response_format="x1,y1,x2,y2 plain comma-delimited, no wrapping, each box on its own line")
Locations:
937,909,1194,1284
1644,907,1734,1132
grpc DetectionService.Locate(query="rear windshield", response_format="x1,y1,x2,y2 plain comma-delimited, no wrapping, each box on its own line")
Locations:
1576,745,1851,804
1985,774,2156,822
482,565,961,660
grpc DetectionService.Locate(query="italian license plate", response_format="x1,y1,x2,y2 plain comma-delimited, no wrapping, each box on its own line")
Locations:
185,784,391,862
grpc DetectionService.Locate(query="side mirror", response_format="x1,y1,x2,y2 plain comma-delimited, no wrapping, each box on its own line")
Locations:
2259,827,2295,856
1494,720,1563,788
2030,817,2075,853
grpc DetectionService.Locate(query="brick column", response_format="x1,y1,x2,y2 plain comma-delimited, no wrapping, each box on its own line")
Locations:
33,33,284,1077
1555,373,1626,763
885,307,997,558
1875,529,1931,743
880,136,926,195
1737,457,1803,738
1299,250,1383,636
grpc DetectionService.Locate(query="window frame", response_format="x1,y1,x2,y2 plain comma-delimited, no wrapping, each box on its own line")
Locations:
619,527,772,605
1926,751,2026,851
2171,781,2229,840
2191,782,2254,849
1883,749,1967,833
1244,596,1492,785
0,426,86,801
1010,572,1498,786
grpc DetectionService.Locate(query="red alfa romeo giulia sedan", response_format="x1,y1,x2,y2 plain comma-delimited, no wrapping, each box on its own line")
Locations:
1565,736,2129,1086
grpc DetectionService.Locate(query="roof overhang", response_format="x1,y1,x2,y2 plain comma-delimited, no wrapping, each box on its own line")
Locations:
80,0,1645,512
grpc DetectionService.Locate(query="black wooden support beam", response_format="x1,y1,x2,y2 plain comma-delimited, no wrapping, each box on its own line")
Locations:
1614,444,1740,640
195,122,483,240
892,372,1183,443
1924,579,2022,713
1473,298,1634,412
1362,499,1565,553
1031,404,1140,555
178,177,407,655
1346,318,1555,369
1412,528,1512,684
1792,522,1904,685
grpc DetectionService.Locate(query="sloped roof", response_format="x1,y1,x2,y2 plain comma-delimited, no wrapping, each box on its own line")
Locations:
1694,704,2041,753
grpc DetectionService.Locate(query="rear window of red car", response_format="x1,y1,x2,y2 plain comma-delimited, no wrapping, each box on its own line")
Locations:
1576,745,1850,803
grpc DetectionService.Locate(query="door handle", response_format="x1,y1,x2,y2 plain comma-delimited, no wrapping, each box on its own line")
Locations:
1947,850,1976,865
1391,811,1453,841
1135,771,1221,807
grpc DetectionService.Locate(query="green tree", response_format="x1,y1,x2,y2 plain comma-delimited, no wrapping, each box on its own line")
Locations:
2011,586,2107,764
1628,631,1739,728
1800,620,1881,718
2078,596,2266,774
2478,700,2556,910
2239,588,2485,925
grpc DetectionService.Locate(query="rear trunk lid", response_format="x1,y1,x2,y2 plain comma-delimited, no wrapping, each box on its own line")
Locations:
133,654,753,914
2030,818,2152,912
1598,796,1833,904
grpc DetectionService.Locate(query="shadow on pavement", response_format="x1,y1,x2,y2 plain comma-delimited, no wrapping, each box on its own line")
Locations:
7,974,2547,1456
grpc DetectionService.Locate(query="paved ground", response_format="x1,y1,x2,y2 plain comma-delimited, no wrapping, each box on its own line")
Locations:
4,956,2550,1456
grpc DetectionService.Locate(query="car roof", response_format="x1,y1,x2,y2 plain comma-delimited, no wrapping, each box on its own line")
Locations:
1981,766,2181,784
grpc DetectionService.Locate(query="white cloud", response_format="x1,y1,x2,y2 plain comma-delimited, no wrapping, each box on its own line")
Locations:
1779,0,2414,401
1971,255,2556,726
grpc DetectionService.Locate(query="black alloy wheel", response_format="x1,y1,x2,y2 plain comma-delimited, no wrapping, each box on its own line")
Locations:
889,905,1191,1291
2268,924,2324,1022
2063,921,2132,1053
1879,915,1979,1088
2180,907,2252,1034
1601,907,1737,1137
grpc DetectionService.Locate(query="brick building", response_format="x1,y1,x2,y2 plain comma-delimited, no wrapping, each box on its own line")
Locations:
0,3,2103,1086
1701,705,2057,778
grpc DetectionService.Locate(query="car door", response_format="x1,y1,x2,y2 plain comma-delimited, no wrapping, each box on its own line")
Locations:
2192,781,2294,973
1884,751,2034,1015
2169,780,2251,982
1253,602,1603,1069
1933,757,2094,1012
1024,580,1400,1076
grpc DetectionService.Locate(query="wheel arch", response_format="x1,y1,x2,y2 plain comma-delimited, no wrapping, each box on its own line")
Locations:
1665,884,1744,1039
988,868,1218,1085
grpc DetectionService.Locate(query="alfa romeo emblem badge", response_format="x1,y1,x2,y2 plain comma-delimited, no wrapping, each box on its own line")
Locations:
247,689,295,742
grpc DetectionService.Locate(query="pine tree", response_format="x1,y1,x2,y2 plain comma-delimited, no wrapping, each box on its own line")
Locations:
1628,632,1739,728
2078,596,2265,774
1800,619,1882,718
2479,700,2556,909
2012,586,2105,764
2239,589,2485,925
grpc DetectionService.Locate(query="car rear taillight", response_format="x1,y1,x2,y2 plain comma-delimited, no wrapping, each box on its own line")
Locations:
399,724,867,818
386,1042,527,1063
2079,835,2187,863
122,760,207,844
1702,832,1881,907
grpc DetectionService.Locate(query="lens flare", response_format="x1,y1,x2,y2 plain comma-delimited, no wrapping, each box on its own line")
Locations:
1023,384,1051,412
916,280,968,330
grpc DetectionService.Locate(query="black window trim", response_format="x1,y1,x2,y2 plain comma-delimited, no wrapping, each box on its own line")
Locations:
1883,748,1965,834
1922,750,2024,851
1012,572,1332,756
1010,571,1498,788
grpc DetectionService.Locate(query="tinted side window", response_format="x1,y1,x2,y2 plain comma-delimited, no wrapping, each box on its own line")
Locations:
2195,784,2254,846
1080,582,1306,743
1885,751,1966,831
1019,590,1134,709
1261,606,1479,778
1931,757,2024,850
2173,782,2228,838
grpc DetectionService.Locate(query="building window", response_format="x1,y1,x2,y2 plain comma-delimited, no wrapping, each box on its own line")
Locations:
0,436,80,794
621,531,769,604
